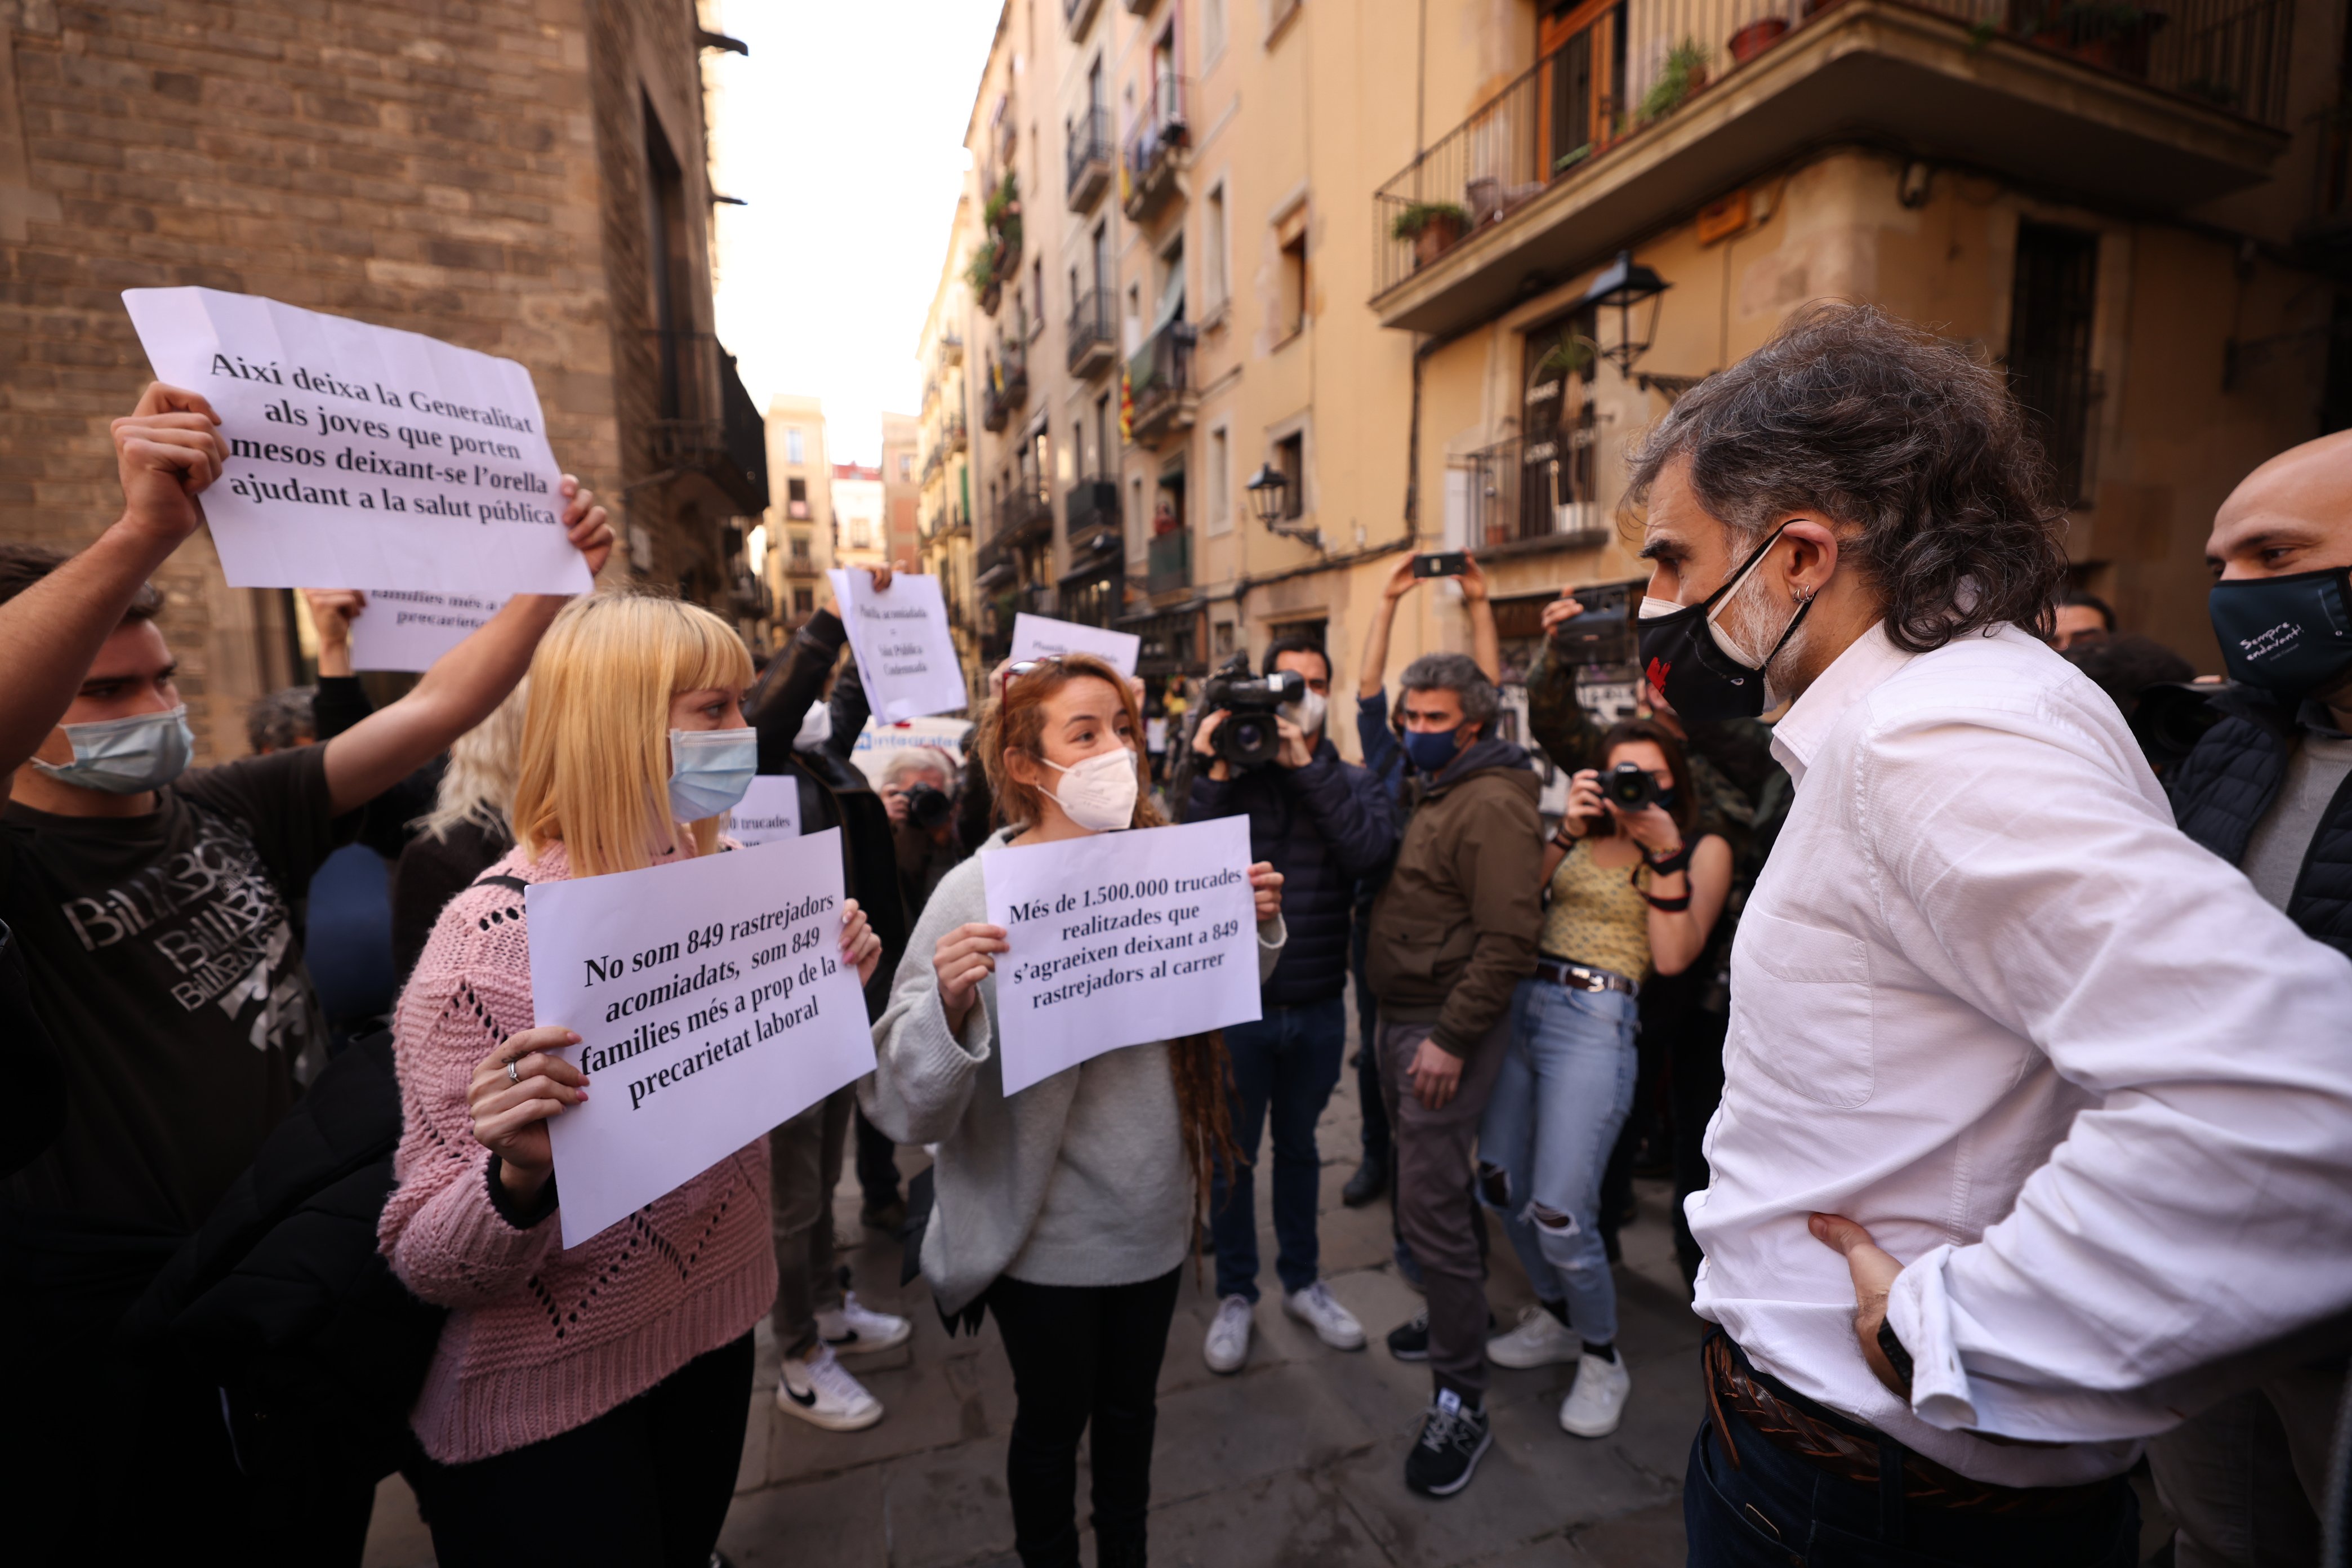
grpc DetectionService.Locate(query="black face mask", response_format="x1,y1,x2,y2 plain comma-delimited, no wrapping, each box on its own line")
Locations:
1636,525,1816,721
2208,567,2352,700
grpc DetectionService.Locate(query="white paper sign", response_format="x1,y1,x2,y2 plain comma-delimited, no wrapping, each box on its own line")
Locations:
121,287,590,595
828,569,967,722
726,775,801,846
1009,613,1141,677
346,589,510,672
983,816,1262,1095
527,831,874,1248
847,716,971,787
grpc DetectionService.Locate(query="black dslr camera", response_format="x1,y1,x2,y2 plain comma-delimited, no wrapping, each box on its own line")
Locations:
1202,656,1305,770
901,781,954,831
1602,761,1660,812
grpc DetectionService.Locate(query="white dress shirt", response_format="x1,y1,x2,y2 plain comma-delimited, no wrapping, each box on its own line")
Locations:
1689,622,2352,1488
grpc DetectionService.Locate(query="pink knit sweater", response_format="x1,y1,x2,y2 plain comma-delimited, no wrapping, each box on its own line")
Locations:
379,840,775,1464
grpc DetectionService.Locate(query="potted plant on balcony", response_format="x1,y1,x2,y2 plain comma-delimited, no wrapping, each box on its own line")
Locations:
1728,16,1790,62
965,244,1001,315
1638,40,1711,123
1392,201,1472,269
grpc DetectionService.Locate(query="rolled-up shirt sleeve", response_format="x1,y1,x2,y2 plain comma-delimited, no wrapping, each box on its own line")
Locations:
1860,705,2352,1440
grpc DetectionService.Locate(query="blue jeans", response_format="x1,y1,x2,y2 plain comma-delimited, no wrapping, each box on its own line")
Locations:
1476,977,1637,1345
1210,997,1347,1302
1685,1398,2139,1566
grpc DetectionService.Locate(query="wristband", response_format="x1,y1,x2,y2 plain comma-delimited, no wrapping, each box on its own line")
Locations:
1643,842,1692,877
1876,1318,1916,1395
1638,888,1691,912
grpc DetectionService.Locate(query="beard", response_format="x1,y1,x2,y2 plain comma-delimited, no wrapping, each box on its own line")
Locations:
1713,573,1811,710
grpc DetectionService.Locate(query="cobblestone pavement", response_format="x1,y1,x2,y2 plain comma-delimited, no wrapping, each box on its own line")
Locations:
358,1003,2174,1568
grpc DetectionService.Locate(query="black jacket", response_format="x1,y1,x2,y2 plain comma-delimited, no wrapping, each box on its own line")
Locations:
748,611,913,1019
122,1030,443,1488
2168,691,2352,956
1188,739,1397,1006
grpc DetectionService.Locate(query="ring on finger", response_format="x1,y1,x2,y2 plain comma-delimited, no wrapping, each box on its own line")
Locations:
506,1058,521,1085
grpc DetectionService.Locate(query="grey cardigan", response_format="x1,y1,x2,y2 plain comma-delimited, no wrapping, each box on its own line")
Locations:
860,829,1285,1316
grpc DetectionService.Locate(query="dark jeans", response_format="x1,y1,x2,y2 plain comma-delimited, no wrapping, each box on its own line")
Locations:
1210,996,1347,1302
1378,1015,1509,1400
854,1101,903,1211
988,1267,1182,1568
412,1333,752,1568
1685,1399,2139,1567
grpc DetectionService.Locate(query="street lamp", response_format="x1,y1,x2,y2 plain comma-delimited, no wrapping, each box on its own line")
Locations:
1579,251,1671,377
1245,461,1289,525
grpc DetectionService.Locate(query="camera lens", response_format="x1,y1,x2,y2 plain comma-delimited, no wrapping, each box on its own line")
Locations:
1604,761,1656,810
904,783,952,830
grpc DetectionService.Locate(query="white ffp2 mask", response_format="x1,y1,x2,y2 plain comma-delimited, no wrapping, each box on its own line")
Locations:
1045,747,1139,832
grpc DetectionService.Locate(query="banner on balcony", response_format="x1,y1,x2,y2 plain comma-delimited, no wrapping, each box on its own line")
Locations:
983,816,1264,1097
1010,613,1140,677
527,829,875,1249
827,568,968,721
345,589,511,672
121,288,587,595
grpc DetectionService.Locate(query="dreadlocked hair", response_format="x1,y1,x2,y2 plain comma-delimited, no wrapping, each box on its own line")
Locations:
973,653,1241,1258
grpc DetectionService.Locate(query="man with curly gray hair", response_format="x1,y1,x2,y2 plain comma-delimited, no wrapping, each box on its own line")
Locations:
1651,305,2352,1565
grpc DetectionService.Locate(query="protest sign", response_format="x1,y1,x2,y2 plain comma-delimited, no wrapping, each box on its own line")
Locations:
121,287,589,595
726,776,801,847
346,589,509,672
527,830,873,1248
983,816,1262,1095
1009,613,1141,677
827,569,966,721
848,716,971,788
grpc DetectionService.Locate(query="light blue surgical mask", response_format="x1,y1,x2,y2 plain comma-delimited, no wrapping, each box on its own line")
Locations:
31,704,195,795
667,727,757,823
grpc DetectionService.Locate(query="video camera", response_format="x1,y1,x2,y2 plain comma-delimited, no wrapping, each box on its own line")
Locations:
1202,655,1306,770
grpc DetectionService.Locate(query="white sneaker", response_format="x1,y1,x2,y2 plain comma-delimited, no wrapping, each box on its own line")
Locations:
818,1290,911,1355
1487,1305,1580,1370
1203,1293,1254,1374
776,1343,884,1431
1282,1281,1366,1351
1558,1351,1632,1437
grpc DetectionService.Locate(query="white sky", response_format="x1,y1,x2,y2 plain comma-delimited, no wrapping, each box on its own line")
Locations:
704,2,1001,466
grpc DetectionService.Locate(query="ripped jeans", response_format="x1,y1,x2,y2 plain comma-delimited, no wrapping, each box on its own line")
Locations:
1477,977,1639,1346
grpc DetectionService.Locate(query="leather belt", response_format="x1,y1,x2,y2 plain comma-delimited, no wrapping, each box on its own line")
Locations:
1702,1334,2118,1518
1535,958,1638,998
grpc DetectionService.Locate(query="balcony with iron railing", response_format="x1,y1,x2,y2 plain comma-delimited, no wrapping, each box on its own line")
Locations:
981,344,1029,433
1067,288,1116,378
638,329,769,515
1453,431,1612,554
1000,478,1055,545
1125,318,1198,446
937,332,964,371
1121,74,1190,222
1064,475,1121,558
1369,0,2295,335
943,411,968,454
1067,106,1113,211
1145,526,1190,598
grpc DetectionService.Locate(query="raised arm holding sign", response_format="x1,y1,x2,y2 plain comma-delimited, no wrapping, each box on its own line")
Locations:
827,567,966,721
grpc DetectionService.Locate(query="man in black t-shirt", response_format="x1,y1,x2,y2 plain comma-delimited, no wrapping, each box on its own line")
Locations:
0,381,614,1557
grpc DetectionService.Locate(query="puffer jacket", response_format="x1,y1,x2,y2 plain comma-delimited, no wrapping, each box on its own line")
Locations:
2168,690,2352,956
1364,736,1544,1058
1187,737,1396,1006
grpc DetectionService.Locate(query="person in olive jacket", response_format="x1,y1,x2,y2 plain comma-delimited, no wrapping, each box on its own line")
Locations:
1362,649,1543,1500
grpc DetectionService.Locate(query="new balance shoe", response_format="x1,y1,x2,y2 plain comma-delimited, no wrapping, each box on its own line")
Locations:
1486,1304,1579,1370
1282,1281,1366,1350
1404,1389,1493,1496
776,1343,883,1431
1204,1293,1254,1374
818,1291,911,1355
1558,1350,1632,1437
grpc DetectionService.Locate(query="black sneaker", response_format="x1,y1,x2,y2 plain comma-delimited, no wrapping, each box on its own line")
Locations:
1404,1390,1492,1496
1387,1309,1429,1361
1342,1152,1387,1208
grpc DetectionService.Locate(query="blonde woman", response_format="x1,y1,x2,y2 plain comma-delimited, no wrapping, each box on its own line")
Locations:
389,677,529,979
864,654,1285,1568
380,592,880,1568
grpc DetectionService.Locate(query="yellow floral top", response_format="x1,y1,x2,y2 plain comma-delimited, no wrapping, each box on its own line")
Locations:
1539,838,1651,982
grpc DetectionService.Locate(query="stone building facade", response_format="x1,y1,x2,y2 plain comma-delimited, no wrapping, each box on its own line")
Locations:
0,0,764,761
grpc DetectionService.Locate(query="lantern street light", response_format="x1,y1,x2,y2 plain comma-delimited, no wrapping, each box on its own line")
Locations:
1246,462,1289,525
1579,251,1671,378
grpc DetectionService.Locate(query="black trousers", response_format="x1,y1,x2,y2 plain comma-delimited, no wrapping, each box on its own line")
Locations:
987,1267,1181,1567
410,1332,752,1568
854,1101,903,1210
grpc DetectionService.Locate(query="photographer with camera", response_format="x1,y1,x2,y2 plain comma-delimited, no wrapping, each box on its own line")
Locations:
2146,429,2352,1562
1477,720,1731,1443
878,745,966,918
1188,637,1397,1375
